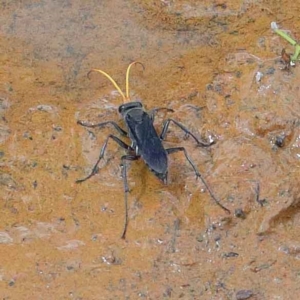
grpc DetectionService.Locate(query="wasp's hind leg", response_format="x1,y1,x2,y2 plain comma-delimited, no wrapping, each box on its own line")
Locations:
166,147,230,214
120,154,140,239
76,134,133,183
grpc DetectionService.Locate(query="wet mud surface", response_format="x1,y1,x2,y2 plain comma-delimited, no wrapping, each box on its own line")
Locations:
1,1,300,299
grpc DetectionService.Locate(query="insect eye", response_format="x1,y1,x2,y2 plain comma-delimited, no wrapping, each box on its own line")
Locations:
118,105,124,114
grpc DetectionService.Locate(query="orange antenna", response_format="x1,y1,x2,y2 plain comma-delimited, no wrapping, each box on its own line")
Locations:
87,68,126,103
87,62,145,104
125,61,145,100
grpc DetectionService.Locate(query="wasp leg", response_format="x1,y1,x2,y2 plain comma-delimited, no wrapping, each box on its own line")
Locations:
148,107,174,123
77,120,128,136
160,118,213,147
120,154,140,239
76,134,133,183
166,147,230,214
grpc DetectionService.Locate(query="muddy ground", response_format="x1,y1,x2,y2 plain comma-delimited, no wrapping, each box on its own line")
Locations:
1,1,300,299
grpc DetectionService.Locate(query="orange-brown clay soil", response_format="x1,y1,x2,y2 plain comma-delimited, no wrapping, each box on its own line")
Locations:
1,1,300,299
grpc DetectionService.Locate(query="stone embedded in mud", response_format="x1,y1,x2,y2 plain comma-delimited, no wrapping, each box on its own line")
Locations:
236,289,254,300
274,135,285,148
0,124,11,144
258,178,300,234
0,232,13,244
57,240,85,251
28,104,58,113
0,173,18,189
235,208,246,219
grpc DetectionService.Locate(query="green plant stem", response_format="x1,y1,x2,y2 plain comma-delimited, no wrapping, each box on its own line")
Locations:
274,29,297,46
274,29,300,61
291,45,300,61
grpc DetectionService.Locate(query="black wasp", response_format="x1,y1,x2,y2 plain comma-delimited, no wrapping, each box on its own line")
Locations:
76,62,230,239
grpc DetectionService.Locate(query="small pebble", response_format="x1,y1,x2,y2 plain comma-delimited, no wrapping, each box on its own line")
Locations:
235,208,246,219
275,135,285,148
236,289,254,300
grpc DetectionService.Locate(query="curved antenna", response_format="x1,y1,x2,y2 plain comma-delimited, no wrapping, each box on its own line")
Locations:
87,62,145,104
125,61,145,100
87,68,126,103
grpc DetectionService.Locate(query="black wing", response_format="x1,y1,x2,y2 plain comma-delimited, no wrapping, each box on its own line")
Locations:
125,109,168,174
